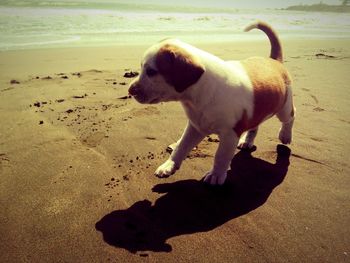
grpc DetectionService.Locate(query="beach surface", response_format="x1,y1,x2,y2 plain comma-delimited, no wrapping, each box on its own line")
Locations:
1,38,350,262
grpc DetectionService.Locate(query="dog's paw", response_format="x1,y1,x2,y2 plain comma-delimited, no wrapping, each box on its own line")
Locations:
237,140,254,150
238,129,257,150
279,128,292,144
203,170,227,185
155,159,178,178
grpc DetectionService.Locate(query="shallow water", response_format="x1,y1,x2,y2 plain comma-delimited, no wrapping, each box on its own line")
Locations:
0,1,349,50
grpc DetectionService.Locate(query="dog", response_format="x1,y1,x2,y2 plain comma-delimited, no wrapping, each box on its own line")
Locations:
128,21,295,185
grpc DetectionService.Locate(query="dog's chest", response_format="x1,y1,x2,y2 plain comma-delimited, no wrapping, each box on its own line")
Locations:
182,103,219,134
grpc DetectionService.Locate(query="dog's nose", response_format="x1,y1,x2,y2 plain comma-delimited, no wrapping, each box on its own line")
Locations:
128,82,141,96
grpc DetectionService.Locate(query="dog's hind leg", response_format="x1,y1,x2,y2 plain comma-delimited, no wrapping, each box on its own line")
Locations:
237,127,258,149
276,86,295,144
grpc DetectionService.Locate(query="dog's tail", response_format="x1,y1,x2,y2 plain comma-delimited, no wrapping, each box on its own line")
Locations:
244,21,283,63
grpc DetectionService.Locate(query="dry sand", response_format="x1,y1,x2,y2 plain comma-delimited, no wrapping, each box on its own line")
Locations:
0,39,349,262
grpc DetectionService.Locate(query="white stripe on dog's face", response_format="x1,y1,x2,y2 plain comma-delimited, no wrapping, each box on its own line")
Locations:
128,39,205,104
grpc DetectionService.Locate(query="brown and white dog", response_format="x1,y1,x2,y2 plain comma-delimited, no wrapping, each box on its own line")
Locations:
128,21,295,185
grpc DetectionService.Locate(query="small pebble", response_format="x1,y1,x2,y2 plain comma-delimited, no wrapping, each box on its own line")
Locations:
10,79,20,84
123,71,139,78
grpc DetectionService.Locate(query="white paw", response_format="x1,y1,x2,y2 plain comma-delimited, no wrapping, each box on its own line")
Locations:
237,140,254,150
279,128,292,144
155,159,178,178
237,130,257,150
203,170,227,185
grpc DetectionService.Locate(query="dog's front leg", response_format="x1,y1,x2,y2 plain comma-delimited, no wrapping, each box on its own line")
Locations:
204,130,239,185
155,122,205,178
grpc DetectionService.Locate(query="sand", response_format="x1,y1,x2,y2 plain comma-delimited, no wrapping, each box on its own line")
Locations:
0,38,349,262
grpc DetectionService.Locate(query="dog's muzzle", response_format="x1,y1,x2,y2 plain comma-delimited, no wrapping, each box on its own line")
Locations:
128,82,148,103
128,82,141,96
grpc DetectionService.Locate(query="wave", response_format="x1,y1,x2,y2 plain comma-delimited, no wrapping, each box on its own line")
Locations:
0,35,81,50
0,1,240,14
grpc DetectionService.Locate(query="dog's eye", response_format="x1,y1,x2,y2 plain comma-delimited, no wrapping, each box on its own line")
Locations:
146,67,158,77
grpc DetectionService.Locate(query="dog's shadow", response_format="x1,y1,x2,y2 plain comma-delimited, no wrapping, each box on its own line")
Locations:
95,145,291,253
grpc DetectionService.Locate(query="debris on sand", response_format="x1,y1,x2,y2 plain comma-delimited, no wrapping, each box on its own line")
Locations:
117,95,132,100
72,94,88,99
10,79,20,84
72,72,82,77
315,53,336,59
207,136,220,143
123,71,139,78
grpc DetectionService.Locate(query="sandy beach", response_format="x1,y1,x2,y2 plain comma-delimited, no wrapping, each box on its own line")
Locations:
0,38,350,262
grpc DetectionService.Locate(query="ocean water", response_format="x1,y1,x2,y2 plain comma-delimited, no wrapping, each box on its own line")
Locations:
0,1,349,51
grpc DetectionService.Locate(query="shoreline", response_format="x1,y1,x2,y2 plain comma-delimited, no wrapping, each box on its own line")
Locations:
2,32,350,52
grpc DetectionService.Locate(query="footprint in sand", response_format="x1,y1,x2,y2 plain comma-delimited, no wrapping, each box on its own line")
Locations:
300,90,323,111
187,150,212,159
310,94,319,104
339,119,350,125
301,88,320,104
310,137,324,142
81,132,106,147
132,106,160,117
0,153,10,170
313,107,325,112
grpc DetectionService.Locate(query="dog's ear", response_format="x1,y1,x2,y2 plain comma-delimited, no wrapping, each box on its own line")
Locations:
156,44,205,93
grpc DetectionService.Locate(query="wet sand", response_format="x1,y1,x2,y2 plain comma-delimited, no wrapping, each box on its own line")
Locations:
0,39,349,262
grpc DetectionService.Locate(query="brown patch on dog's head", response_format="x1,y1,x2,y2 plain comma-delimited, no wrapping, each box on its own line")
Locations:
155,44,205,92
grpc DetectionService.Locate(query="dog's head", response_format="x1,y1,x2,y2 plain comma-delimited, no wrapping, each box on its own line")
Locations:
128,39,205,104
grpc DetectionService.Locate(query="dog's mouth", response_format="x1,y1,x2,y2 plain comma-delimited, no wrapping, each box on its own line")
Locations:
131,92,147,104
131,93,160,104
132,93,145,102
149,97,161,104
